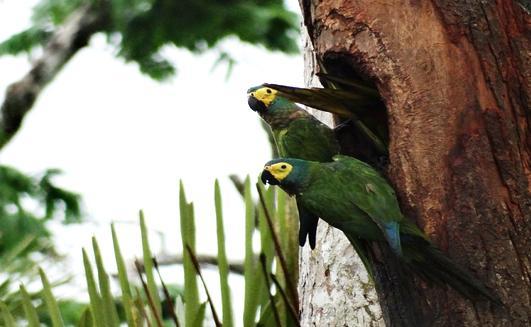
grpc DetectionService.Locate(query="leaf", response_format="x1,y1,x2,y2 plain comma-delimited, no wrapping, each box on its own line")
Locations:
0,27,50,55
0,301,16,327
140,210,162,319
179,181,200,326
192,302,207,327
1,235,37,265
243,176,260,326
214,180,233,327
111,224,137,327
256,183,275,310
76,307,93,327
256,183,299,311
82,249,105,326
40,169,82,223
38,268,65,327
258,254,281,326
20,284,40,327
92,237,120,326
133,260,163,327
186,245,221,326
153,258,180,326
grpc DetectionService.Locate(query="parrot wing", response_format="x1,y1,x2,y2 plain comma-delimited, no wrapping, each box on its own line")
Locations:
316,72,380,96
264,83,380,118
332,155,404,256
277,118,340,162
296,200,319,249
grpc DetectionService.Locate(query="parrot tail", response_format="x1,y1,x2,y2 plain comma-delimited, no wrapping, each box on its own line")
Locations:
403,236,501,305
344,234,375,281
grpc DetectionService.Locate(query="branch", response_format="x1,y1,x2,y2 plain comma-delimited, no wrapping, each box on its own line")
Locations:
134,254,245,275
0,4,108,150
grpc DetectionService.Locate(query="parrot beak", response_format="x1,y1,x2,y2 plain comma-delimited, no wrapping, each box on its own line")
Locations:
247,94,267,113
261,166,280,185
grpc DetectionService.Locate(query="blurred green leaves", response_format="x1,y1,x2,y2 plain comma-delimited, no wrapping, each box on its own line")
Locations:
0,165,83,324
0,165,82,261
0,178,300,326
0,0,300,80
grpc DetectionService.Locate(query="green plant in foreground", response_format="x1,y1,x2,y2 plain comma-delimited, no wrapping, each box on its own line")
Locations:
1,178,300,326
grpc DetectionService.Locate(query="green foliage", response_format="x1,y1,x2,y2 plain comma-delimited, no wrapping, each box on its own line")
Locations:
0,165,83,323
0,301,17,327
38,268,65,327
0,27,51,56
111,224,137,326
0,178,299,326
92,237,121,326
19,284,40,327
214,179,233,327
32,0,86,25
0,0,299,80
243,176,261,326
179,182,200,326
139,210,164,325
0,165,82,262
116,0,299,79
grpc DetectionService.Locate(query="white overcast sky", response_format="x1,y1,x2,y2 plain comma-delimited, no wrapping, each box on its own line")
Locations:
0,0,303,316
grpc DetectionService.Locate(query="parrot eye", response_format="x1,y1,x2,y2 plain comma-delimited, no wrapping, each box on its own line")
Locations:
281,165,287,169
266,89,272,94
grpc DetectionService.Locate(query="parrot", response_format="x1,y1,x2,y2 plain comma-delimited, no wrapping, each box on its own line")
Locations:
259,155,500,303
262,68,388,158
247,84,340,251
253,82,389,167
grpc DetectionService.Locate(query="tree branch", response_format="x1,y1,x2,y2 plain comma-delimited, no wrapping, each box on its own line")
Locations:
135,254,245,275
0,4,108,150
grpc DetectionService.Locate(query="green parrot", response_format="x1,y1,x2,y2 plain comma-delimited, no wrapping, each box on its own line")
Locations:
261,82,388,156
247,84,340,250
259,155,499,303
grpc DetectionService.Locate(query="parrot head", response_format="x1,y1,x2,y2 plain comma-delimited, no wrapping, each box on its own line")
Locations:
261,158,309,195
247,85,279,113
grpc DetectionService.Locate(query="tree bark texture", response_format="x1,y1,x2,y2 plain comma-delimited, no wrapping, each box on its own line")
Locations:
298,29,385,327
0,4,107,150
298,1,530,326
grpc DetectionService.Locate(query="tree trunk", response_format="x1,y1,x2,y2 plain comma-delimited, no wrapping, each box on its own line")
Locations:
298,1,530,326
298,29,385,326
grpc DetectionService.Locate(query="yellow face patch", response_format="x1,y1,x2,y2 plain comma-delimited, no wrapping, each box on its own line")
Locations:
264,162,293,182
248,87,278,107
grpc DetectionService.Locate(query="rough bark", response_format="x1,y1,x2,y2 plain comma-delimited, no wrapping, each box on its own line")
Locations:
298,30,385,326
0,4,107,150
298,1,530,326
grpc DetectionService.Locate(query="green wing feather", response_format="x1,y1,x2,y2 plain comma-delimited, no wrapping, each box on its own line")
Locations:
264,83,379,117
295,157,500,303
275,118,338,250
277,118,340,162
332,155,404,255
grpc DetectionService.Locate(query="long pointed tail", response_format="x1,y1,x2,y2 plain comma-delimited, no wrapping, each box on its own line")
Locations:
404,237,501,304
344,233,375,280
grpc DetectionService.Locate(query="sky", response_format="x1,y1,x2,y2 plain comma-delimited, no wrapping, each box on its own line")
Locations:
0,0,304,320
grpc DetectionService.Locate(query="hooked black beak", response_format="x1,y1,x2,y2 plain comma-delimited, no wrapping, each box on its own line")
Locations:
261,168,280,185
247,95,267,113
